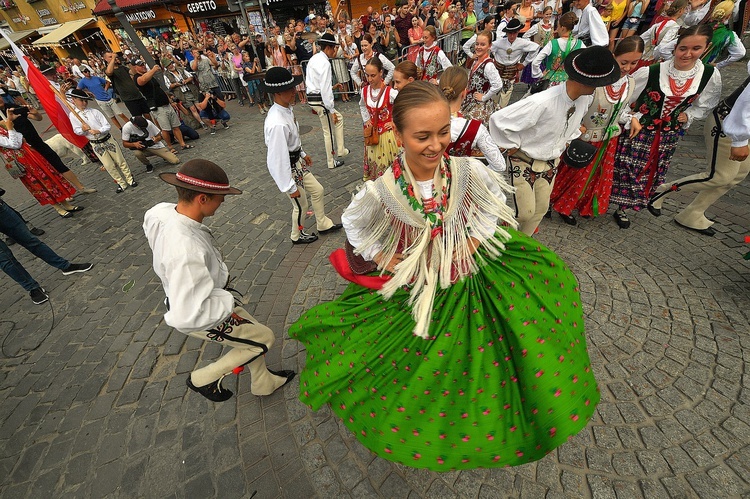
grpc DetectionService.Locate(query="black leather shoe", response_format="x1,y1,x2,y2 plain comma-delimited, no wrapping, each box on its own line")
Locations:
115,186,124,193
329,159,345,169
647,203,661,217
186,376,233,402
558,212,577,226
130,181,138,188
268,369,296,388
675,220,715,237
319,223,343,234
613,211,630,229
29,226,45,236
292,231,318,244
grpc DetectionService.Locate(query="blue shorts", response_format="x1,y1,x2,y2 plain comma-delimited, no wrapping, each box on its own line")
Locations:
622,17,641,30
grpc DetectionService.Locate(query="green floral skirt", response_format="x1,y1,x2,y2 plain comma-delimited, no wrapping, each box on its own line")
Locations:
290,229,598,470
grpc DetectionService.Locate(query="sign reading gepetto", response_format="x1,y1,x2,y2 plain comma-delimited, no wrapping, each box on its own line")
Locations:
186,0,217,13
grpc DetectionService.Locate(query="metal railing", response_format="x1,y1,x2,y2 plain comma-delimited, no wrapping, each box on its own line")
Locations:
203,28,468,103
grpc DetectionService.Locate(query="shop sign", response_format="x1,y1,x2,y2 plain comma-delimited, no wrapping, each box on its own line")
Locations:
12,14,30,24
186,0,218,13
36,8,52,16
61,2,86,12
126,9,157,22
41,17,58,25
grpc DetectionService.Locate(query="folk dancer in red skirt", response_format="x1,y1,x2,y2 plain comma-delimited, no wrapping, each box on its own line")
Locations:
550,36,644,225
490,46,621,236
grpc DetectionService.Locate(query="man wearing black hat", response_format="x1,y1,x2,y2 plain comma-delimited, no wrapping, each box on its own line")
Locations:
68,88,135,194
489,46,620,235
263,67,343,244
490,18,539,107
305,32,350,169
143,159,295,402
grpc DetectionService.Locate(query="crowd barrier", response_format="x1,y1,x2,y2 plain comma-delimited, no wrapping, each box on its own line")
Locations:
202,28,469,104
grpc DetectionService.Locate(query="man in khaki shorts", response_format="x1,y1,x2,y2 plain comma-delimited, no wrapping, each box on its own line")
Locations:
76,67,129,130
132,59,193,152
122,116,180,173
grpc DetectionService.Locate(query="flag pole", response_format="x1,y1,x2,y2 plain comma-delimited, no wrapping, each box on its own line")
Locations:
49,83,86,124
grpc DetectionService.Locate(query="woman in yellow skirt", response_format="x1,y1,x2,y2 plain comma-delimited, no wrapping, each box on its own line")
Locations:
360,57,400,181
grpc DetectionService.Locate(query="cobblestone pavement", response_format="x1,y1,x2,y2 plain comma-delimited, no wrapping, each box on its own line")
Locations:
1,61,749,499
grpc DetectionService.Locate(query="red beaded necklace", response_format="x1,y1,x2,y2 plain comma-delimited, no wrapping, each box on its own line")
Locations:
605,82,627,102
668,76,694,97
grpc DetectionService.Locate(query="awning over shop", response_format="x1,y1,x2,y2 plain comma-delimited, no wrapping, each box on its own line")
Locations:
32,18,96,46
93,0,163,15
0,29,37,50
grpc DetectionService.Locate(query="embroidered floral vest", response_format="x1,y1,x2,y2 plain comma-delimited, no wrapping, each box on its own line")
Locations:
419,46,442,80
467,59,494,94
365,85,394,135
634,63,714,131
546,38,582,83
446,118,481,157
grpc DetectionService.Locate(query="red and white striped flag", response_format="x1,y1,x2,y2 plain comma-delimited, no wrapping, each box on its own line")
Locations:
0,29,88,148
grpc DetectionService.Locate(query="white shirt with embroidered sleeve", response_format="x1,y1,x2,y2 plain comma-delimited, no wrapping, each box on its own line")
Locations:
575,3,609,46
463,33,478,57
489,82,592,160
450,117,507,173
264,103,305,195
640,20,680,60
69,108,111,141
478,60,503,101
143,202,234,333
0,129,23,150
723,61,750,147
491,37,540,66
305,51,336,112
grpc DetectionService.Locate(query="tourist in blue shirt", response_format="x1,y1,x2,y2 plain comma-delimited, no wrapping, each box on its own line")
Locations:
77,67,129,130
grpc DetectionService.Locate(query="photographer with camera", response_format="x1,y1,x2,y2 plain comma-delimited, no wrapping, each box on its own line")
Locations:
104,52,151,120
195,91,230,135
122,116,179,173
133,59,193,152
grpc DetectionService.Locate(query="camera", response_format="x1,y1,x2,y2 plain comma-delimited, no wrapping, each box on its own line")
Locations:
10,106,28,117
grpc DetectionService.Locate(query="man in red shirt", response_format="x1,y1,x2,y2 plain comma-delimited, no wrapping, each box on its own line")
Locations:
394,0,418,54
